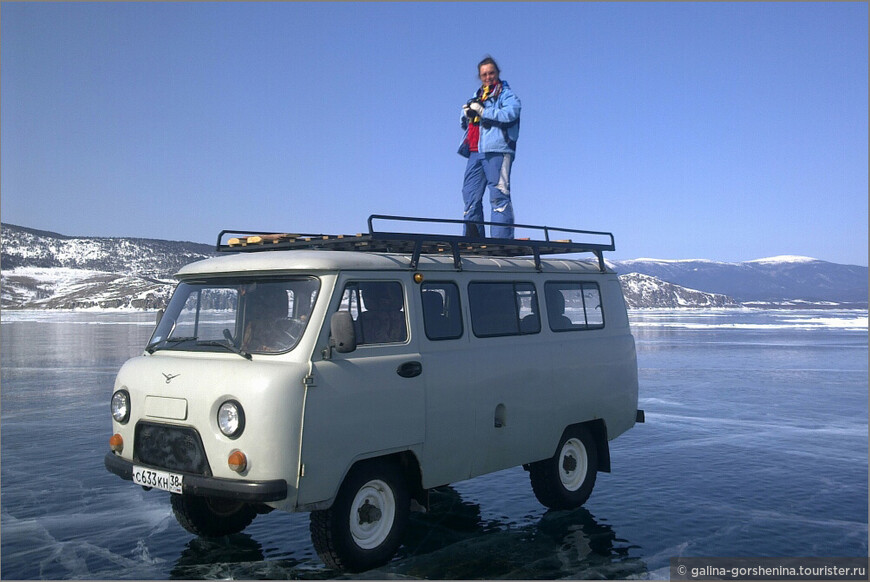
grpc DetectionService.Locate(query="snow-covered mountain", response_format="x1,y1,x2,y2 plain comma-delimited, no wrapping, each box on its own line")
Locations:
1,223,864,310
2,224,215,309
610,256,868,305
619,272,739,309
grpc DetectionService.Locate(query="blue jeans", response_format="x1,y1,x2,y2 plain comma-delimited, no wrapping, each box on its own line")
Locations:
461,152,515,238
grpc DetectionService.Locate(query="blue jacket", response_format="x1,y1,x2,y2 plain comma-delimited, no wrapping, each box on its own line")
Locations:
459,80,521,157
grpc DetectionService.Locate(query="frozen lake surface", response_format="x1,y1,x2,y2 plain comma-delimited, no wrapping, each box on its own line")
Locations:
1,308,867,579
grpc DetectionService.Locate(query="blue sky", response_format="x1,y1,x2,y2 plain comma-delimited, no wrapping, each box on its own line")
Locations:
2,2,867,265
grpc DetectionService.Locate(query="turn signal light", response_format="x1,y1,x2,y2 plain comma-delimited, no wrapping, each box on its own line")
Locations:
228,450,247,473
109,433,123,453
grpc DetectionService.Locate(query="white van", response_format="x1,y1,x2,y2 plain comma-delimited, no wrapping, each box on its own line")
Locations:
105,215,643,572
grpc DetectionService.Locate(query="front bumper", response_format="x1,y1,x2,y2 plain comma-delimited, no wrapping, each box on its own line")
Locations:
104,452,287,503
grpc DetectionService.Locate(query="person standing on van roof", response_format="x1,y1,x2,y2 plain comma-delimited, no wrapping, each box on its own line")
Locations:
458,56,521,240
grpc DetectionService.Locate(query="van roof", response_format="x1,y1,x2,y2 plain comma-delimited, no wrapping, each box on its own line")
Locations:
210,214,616,273
177,250,613,278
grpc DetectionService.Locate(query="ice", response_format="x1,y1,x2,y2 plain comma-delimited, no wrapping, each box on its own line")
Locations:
629,308,868,331
780,315,868,329
1,309,159,324
2,309,866,579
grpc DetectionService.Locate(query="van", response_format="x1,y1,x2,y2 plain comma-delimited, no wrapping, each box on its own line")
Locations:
104,215,643,572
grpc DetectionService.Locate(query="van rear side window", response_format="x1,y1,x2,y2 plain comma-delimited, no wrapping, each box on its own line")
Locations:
469,282,539,337
420,283,463,340
544,282,605,331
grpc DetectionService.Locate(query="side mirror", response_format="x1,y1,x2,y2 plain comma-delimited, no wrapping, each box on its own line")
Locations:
329,311,357,354
155,309,165,326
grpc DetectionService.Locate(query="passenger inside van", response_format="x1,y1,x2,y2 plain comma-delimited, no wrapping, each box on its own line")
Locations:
546,288,573,331
359,283,407,344
520,307,540,334
241,285,293,352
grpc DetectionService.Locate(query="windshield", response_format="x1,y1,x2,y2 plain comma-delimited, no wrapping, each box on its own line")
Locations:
147,277,320,356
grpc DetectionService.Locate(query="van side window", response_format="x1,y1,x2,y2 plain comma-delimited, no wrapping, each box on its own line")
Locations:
339,281,407,344
517,283,541,334
469,282,539,337
583,284,604,327
421,283,463,340
544,282,605,331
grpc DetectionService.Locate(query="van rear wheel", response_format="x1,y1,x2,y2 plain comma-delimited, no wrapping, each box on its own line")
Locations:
170,493,257,537
309,460,409,572
529,426,598,510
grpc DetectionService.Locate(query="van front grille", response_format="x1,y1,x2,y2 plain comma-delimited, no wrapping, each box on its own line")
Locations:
134,421,212,476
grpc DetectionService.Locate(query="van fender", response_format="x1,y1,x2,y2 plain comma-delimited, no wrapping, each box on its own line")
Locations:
527,419,611,474
583,419,611,474
296,449,425,512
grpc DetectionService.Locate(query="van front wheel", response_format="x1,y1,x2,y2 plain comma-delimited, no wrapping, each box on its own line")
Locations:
309,460,409,572
170,494,257,537
529,426,598,510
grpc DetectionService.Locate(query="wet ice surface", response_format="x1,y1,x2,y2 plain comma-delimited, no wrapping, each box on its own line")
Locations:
1,309,867,579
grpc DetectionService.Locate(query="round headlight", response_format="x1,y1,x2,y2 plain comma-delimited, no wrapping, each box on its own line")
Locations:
111,390,130,424
218,400,245,438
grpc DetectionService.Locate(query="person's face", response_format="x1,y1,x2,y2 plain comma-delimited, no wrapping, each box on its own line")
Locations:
479,63,499,86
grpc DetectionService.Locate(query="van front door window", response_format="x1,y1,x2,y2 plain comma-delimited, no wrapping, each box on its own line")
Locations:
339,282,408,345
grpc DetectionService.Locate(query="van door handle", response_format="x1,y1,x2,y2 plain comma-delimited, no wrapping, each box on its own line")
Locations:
397,361,422,378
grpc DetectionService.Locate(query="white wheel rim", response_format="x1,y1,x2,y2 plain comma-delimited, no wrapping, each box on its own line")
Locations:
349,479,396,550
559,438,589,492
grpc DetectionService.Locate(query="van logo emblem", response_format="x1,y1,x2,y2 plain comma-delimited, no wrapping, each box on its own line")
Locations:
162,373,180,384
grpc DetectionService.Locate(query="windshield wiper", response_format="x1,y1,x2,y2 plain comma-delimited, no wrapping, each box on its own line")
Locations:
145,336,198,354
197,340,252,360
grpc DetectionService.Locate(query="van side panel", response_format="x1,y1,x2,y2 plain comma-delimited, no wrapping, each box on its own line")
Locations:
456,273,638,479
414,329,479,488
297,269,637,505
465,332,562,477
298,275,426,509
299,347,426,508
465,330,637,477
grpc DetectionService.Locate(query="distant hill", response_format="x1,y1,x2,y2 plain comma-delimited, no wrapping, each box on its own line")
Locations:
1,223,215,309
1,223,865,310
611,256,868,305
619,272,740,309
1,223,214,273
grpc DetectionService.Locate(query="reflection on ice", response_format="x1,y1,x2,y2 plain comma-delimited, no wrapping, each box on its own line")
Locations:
153,485,647,580
170,535,271,579
4,474,649,578
393,487,646,579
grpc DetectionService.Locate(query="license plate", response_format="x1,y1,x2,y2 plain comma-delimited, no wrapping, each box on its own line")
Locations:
132,465,183,494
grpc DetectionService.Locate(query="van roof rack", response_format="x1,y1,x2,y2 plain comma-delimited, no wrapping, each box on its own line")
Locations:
216,214,615,272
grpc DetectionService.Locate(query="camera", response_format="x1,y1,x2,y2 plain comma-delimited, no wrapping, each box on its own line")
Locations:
464,97,483,119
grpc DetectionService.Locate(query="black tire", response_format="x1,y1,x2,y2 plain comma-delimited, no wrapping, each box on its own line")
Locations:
309,460,410,572
170,494,257,537
528,425,598,510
